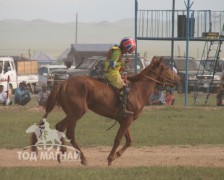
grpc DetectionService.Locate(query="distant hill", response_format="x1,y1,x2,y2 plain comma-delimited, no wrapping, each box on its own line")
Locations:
0,19,134,58
0,19,223,60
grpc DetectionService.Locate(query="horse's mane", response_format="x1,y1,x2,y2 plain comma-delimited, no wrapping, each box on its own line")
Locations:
127,56,162,82
127,69,147,82
127,60,154,82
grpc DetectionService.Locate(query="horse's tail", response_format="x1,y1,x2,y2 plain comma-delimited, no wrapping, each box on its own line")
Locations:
31,82,67,152
43,81,67,118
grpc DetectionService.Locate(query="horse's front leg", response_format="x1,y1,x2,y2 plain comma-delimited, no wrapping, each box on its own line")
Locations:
107,119,132,166
114,128,132,159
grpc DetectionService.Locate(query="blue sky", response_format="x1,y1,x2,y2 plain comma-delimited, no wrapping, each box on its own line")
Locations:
0,0,223,23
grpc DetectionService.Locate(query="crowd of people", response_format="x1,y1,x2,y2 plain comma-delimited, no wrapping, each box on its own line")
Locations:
0,81,50,107
148,88,175,106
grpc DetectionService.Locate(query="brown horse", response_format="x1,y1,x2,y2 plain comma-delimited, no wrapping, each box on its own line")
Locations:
31,56,179,165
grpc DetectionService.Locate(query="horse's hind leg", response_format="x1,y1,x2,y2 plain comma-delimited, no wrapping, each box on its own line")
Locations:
66,119,88,166
31,133,38,153
55,117,70,154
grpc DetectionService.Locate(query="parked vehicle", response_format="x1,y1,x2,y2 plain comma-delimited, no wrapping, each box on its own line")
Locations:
200,58,224,73
53,56,105,86
198,58,224,92
0,56,38,93
160,56,221,93
53,55,146,86
37,64,74,92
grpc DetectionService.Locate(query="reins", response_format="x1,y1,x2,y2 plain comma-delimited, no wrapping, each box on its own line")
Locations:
143,75,166,86
143,67,175,86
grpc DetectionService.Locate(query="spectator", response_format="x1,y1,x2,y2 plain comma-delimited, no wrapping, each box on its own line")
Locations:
37,84,50,107
14,81,32,106
216,89,224,106
165,89,175,106
0,85,12,105
149,88,165,105
64,60,73,69
0,85,7,105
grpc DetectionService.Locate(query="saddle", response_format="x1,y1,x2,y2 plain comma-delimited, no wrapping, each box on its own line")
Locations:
96,77,121,96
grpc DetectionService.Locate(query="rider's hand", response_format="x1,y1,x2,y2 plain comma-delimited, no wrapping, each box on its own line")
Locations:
125,58,131,63
109,60,115,69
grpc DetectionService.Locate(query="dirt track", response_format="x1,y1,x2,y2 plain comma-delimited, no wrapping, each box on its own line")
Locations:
1,145,224,168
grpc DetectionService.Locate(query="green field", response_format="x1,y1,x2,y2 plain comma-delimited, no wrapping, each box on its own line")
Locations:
1,166,224,180
0,94,224,179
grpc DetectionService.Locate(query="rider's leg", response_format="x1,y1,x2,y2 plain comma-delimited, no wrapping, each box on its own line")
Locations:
120,85,133,115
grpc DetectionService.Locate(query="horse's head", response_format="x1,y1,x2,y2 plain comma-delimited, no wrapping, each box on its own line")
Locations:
141,56,180,87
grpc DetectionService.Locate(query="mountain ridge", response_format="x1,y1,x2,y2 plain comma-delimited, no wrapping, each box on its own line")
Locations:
0,19,222,59
0,18,135,58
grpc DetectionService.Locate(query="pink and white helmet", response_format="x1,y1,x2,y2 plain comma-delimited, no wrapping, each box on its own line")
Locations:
120,37,136,53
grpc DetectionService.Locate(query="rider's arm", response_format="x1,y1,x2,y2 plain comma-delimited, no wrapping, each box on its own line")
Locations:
110,49,125,69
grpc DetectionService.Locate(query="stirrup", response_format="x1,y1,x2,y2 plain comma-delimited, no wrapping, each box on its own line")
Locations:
123,108,134,115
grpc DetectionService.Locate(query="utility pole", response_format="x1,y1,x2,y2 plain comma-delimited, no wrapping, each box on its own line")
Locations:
184,0,194,106
171,0,175,70
134,0,138,74
75,13,78,44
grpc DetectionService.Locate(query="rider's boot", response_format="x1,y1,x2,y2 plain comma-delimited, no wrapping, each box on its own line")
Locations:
120,85,133,115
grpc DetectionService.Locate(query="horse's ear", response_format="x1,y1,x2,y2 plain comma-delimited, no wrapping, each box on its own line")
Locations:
151,56,156,63
158,57,163,62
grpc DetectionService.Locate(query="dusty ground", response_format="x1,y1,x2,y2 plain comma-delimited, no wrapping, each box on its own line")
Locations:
0,145,224,168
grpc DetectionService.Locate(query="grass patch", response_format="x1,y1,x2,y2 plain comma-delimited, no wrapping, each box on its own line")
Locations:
1,166,224,180
0,110,65,149
132,107,224,146
0,108,224,148
0,94,224,148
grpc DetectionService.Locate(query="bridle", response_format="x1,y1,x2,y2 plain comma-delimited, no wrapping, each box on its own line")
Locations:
143,67,176,86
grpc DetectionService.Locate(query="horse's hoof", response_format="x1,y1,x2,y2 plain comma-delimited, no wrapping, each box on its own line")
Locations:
31,146,37,151
107,157,113,166
31,146,38,155
81,159,88,166
60,146,67,154
57,154,61,163
108,161,112,166
116,151,121,157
